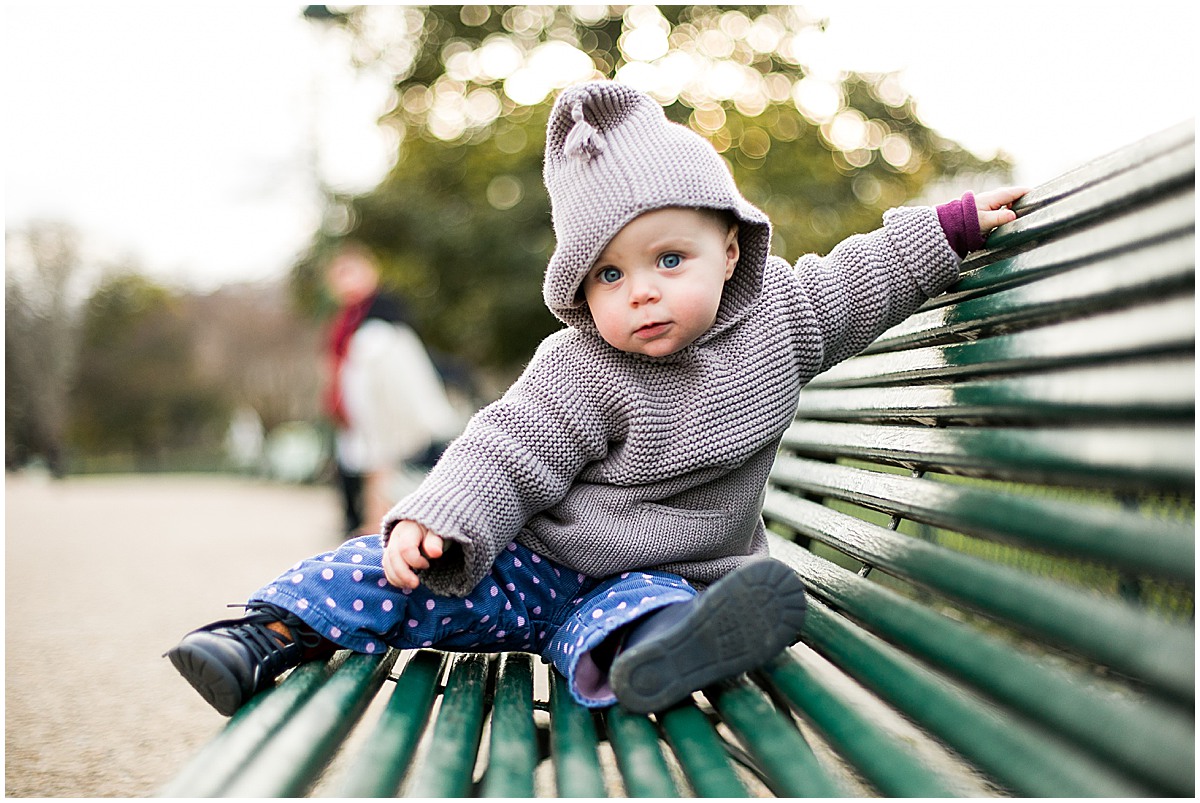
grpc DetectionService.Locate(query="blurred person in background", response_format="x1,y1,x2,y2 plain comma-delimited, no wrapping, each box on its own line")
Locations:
324,241,461,537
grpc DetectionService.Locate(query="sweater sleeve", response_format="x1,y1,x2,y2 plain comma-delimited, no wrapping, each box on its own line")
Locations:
793,205,960,374
935,192,985,257
381,336,612,596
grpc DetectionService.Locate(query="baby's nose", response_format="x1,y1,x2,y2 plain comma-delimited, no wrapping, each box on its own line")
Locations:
629,275,661,304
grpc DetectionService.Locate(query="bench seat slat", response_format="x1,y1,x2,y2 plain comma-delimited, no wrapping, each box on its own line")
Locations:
549,670,608,796
767,536,1195,793
657,704,752,797
338,650,446,797
866,230,1193,353
707,677,843,797
159,659,334,797
935,190,1195,309
604,706,680,796
480,653,538,797
798,359,1193,425
759,652,960,796
815,296,1194,389
765,491,1194,699
405,653,491,797
781,421,1194,492
796,593,1158,796
770,455,1194,580
220,651,399,797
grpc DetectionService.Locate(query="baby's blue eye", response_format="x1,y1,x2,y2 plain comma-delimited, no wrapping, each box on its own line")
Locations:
598,267,622,284
658,253,682,269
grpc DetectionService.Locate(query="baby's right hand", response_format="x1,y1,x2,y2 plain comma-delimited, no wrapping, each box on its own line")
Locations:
384,520,445,590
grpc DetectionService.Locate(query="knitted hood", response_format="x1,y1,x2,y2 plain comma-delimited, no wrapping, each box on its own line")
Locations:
541,81,772,342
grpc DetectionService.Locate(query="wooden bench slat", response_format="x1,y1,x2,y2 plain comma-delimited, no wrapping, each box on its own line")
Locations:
798,359,1193,426
338,650,446,797
220,650,398,797
781,421,1194,492
937,189,1194,308
657,705,753,797
759,651,961,796
767,535,1195,794
160,659,333,797
765,491,1194,699
797,594,1159,796
818,295,1194,389
405,653,490,797
708,676,844,796
479,653,538,797
866,229,1193,354
548,670,608,796
604,706,681,796
770,455,1194,580
983,134,1193,252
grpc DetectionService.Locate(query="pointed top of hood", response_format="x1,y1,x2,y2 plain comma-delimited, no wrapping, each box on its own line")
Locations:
541,81,772,343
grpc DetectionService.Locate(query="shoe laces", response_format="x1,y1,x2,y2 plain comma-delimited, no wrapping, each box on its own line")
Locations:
219,603,324,677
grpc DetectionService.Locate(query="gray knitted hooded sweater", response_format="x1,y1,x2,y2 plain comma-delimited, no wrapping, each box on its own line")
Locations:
382,82,961,597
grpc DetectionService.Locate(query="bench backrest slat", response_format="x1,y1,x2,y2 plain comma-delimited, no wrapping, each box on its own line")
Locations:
771,455,1194,579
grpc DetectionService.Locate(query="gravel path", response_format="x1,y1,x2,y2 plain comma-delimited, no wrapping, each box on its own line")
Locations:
5,472,344,797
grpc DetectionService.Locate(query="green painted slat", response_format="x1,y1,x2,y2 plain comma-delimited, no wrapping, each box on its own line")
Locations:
604,706,679,797
708,677,843,797
798,358,1193,425
759,653,959,797
765,491,1194,700
983,140,1194,252
868,229,1193,353
159,658,334,796
800,595,1156,796
336,650,446,797
657,705,750,797
406,652,491,797
480,653,539,798
780,420,1194,493
936,189,1195,308
548,671,607,797
767,535,1196,794
770,455,1194,581
805,362,1194,421
219,651,399,797
815,294,1194,390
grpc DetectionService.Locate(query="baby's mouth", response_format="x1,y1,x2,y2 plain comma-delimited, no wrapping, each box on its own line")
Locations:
634,321,671,338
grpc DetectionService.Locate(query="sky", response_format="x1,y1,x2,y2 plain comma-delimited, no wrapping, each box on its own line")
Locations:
5,2,1196,291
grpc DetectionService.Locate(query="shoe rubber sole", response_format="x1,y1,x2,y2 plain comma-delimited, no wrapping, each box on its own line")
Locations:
609,559,807,713
166,642,247,717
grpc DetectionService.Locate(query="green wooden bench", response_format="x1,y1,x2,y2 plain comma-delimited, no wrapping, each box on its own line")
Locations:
162,122,1194,797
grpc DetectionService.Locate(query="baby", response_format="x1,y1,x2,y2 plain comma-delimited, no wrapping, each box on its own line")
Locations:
168,81,1023,716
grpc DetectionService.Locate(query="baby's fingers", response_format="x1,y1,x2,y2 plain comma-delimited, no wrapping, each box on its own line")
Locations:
421,532,445,561
384,521,427,589
976,186,1028,211
979,207,1018,232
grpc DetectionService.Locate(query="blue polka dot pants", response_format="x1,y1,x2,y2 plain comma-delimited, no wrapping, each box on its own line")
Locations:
249,536,696,707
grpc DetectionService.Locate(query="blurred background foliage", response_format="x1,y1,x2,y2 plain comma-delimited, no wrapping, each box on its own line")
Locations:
292,4,1009,373
7,4,1010,473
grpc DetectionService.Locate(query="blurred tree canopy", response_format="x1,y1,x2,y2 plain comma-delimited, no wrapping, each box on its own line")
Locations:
296,4,1010,377
69,274,231,461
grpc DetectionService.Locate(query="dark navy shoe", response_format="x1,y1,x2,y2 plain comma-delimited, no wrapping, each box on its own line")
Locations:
609,558,807,713
165,603,325,716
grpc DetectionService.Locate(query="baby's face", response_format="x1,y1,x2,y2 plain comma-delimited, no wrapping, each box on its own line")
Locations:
581,207,739,357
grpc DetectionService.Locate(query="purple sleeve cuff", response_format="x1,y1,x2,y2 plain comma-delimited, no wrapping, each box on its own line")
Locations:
935,191,985,258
